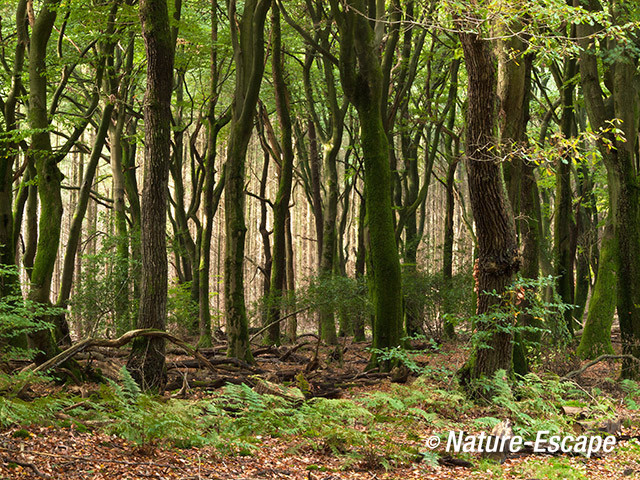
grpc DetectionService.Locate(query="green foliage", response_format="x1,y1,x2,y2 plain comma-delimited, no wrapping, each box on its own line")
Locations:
402,268,475,338
0,394,72,428
476,370,617,440
621,379,640,410
167,281,199,331
0,264,62,362
99,367,209,448
469,275,573,361
69,232,139,337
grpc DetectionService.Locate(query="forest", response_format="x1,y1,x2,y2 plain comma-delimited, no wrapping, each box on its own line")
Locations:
2,0,640,478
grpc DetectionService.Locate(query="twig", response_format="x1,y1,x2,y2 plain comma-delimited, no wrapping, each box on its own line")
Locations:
0,446,187,471
1,454,51,478
249,306,313,342
561,354,640,381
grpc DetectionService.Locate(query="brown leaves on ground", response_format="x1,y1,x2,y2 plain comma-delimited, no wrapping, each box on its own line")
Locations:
2,340,640,479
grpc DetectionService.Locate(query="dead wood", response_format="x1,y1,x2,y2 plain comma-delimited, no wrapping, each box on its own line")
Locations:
1,454,51,478
561,354,640,381
21,329,220,376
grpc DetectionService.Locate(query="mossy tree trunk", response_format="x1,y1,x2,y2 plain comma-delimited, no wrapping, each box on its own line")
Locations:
198,0,228,348
457,24,520,387
577,1,640,377
224,0,270,363
0,0,27,298
330,0,404,369
265,2,294,346
26,0,64,364
577,222,616,358
126,0,174,391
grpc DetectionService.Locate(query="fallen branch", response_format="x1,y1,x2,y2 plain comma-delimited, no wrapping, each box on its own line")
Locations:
249,306,313,343
22,329,220,376
561,354,640,381
1,454,51,478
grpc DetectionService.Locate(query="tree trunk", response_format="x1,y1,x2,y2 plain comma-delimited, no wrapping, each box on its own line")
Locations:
26,0,63,364
457,25,520,387
577,222,616,358
0,0,27,298
224,0,270,363
330,0,404,369
265,2,295,346
126,0,174,391
577,1,640,377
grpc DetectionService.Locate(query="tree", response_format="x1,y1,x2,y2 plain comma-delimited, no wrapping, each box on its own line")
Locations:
26,0,65,363
126,0,175,390
576,0,640,375
264,1,295,346
329,0,403,369
224,0,271,362
457,13,520,388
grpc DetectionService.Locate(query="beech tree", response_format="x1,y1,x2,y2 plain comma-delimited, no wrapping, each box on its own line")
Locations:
224,0,271,362
329,0,404,368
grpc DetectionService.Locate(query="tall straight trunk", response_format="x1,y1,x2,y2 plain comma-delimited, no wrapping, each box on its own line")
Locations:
265,2,294,345
353,193,367,342
285,211,297,342
224,0,270,362
26,0,63,364
127,0,174,391
330,0,403,369
457,24,520,387
111,113,130,334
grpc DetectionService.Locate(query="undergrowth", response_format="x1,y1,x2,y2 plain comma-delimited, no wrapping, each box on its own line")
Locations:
0,366,631,471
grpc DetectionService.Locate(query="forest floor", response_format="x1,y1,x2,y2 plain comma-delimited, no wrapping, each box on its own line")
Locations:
1,336,640,480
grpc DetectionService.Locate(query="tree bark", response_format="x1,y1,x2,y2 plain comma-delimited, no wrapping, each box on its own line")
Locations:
126,0,175,391
27,0,63,364
330,0,404,369
576,0,640,377
457,24,520,387
265,2,295,346
224,0,270,363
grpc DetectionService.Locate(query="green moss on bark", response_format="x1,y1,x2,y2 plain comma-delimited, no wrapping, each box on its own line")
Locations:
577,224,616,359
